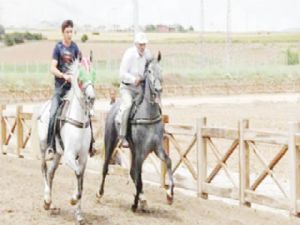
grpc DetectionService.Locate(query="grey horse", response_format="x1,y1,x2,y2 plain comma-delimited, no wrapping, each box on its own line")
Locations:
97,52,174,212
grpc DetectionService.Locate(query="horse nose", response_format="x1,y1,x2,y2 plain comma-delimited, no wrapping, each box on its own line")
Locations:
88,95,95,104
155,82,162,92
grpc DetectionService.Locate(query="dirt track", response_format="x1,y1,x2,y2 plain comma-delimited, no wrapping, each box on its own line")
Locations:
2,95,300,224
1,154,300,225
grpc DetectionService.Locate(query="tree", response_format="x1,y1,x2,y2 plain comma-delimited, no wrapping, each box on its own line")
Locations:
0,24,5,36
81,34,88,43
188,26,194,32
145,24,156,32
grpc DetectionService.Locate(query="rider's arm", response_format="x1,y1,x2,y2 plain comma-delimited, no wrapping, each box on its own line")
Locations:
119,50,140,85
50,59,71,82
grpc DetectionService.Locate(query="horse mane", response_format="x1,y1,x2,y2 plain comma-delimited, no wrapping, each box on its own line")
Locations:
68,59,80,82
65,59,82,99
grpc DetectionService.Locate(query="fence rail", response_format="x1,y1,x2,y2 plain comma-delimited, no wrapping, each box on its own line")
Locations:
2,81,300,103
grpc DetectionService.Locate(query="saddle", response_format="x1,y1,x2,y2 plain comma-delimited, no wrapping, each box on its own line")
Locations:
52,99,92,151
128,95,162,125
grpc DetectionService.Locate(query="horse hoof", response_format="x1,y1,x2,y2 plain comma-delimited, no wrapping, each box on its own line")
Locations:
166,194,174,205
75,212,85,225
95,192,103,203
49,207,61,216
70,198,78,206
131,205,137,213
76,218,85,225
43,200,51,210
140,199,148,211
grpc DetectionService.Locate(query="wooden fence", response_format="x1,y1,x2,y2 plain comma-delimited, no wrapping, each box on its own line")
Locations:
2,104,300,216
3,81,300,104
163,118,300,216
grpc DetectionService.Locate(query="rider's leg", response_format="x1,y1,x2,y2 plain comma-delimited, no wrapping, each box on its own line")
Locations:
47,88,64,153
116,88,133,141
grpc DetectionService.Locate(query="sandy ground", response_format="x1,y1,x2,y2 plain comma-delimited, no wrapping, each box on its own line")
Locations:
2,94,300,224
1,154,300,225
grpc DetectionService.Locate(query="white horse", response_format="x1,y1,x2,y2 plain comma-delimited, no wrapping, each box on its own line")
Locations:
37,58,95,224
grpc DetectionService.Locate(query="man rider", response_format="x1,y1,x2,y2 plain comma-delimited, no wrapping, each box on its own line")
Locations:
47,20,79,154
116,32,151,142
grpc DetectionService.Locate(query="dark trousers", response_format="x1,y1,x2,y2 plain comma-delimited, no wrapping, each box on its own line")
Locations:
47,87,68,149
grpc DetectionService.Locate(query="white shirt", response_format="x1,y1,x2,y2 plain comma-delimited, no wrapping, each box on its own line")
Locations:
119,46,150,84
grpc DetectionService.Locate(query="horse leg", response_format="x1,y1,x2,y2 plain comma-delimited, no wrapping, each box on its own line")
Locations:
132,155,144,212
129,151,148,211
41,151,49,210
155,146,175,205
70,158,86,205
71,157,87,225
43,152,61,210
129,151,136,183
97,140,116,200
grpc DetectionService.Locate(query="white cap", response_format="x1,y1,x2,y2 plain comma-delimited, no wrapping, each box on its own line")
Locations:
134,32,148,44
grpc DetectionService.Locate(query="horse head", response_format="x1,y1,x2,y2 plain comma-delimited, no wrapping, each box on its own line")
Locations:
70,54,96,113
145,51,163,104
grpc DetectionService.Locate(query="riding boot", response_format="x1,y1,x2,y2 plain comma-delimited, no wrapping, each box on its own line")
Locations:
47,114,57,154
119,108,131,143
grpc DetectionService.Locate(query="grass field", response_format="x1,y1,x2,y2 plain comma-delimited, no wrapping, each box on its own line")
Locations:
7,29,300,43
1,31,300,89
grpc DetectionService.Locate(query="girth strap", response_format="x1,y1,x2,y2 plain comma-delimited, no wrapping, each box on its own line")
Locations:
130,115,162,125
58,117,90,129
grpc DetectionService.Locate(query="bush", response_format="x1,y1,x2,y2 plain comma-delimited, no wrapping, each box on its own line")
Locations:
24,32,42,40
3,32,44,46
92,32,100,35
0,24,5,36
287,49,299,65
81,34,88,43
4,35,14,46
12,33,25,44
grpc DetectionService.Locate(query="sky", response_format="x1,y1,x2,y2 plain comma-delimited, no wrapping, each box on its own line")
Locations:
0,0,300,32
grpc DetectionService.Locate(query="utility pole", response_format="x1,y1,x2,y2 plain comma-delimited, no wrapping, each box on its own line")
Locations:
132,0,139,35
225,0,232,71
0,3,2,25
200,0,205,66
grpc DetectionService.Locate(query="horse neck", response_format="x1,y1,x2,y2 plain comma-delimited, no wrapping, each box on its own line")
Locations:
66,85,89,122
139,78,160,118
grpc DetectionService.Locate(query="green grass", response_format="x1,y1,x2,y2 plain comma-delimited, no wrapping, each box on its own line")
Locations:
1,30,300,90
1,62,300,90
5,29,300,44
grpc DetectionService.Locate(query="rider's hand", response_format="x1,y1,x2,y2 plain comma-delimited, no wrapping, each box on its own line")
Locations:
62,74,72,83
134,75,143,86
134,78,141,86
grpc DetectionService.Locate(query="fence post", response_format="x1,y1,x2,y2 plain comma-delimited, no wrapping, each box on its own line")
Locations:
197,117,208,199
0,105,6,155
16,105,24,158
289,122,300,216
161,115,169,188
239,119,251,206
31,107,40,160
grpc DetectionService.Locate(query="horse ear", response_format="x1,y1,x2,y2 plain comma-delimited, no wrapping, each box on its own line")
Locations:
90,50,93,62
79,51,82,61
157,51,161,62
